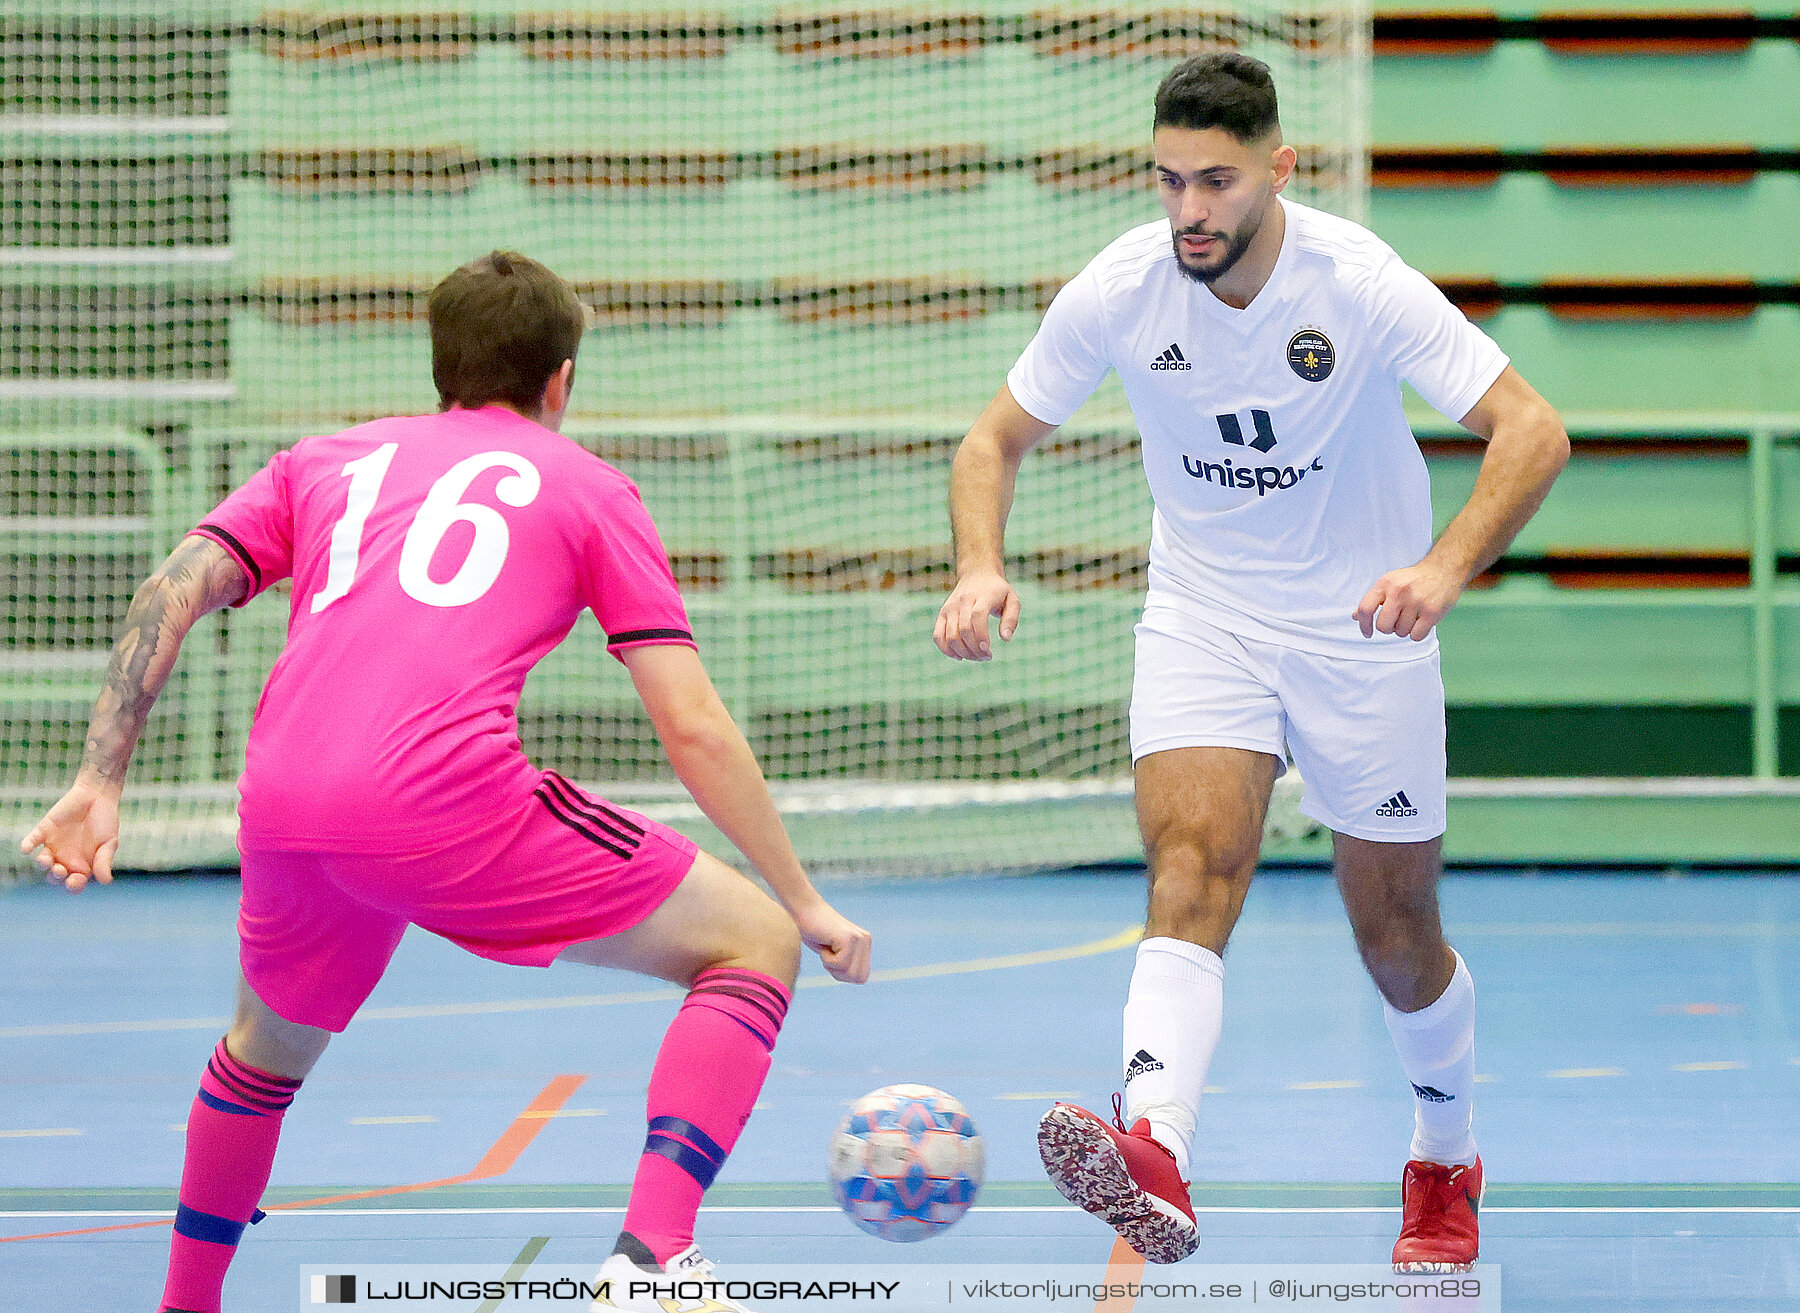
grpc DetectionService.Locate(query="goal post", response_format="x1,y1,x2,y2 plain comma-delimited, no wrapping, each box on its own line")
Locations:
4,4,1370,873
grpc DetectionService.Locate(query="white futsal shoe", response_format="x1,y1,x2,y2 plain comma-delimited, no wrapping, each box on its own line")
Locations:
591,1232,760,1312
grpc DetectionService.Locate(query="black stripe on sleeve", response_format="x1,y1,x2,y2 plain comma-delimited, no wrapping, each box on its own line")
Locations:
195,523,262,590
605,627,694,647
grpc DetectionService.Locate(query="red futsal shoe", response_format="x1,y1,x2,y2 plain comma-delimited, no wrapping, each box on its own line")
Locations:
1392,1156,1483,1273
1037,1099,1198,1263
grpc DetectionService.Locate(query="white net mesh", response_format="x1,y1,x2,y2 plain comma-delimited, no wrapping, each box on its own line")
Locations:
4,3,1364,872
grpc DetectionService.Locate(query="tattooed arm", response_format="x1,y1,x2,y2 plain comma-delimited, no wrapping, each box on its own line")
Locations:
20,535,250,892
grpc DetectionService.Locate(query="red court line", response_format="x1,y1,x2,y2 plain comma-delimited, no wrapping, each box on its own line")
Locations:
1092,1236,1147,1313
1,1073,586,1244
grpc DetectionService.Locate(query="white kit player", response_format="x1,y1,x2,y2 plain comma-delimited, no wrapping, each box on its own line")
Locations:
934,53,1568,1270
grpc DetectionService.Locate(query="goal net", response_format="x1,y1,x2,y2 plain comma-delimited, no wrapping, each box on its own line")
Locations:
4,2,1368,872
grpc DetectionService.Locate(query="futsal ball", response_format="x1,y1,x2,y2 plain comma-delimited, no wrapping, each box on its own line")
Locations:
828,1083,984,1242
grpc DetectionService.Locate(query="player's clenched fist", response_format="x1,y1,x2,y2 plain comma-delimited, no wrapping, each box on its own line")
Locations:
795,903,873,984
1353,562,1466,642
934,569,1021,661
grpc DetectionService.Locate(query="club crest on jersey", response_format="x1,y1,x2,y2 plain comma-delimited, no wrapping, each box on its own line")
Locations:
1287,328,1334,382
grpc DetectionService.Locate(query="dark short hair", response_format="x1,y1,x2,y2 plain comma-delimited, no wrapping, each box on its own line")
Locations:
1153,51,1280,144
428,250,586,412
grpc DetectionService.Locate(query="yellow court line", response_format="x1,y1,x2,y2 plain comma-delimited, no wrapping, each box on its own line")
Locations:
0,925,1144,1038
839,924,1143,986
474,1236,551,1313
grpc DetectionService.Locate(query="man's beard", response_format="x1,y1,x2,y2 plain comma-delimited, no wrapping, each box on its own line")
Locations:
1171,216,1257,285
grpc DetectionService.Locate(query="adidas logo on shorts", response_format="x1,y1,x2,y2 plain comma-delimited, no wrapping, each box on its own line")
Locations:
1375,790,1419,818
1125,1048,1165,1081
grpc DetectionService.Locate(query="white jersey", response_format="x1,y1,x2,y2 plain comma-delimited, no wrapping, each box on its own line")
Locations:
1006,197,1508,660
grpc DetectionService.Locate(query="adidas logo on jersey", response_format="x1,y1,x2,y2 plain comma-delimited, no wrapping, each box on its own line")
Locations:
1375,791,1419,818
1125,1048,1165,1081
1150,343,1191,371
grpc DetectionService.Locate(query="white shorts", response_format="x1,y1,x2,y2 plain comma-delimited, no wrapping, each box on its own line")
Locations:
1129,603,1448,842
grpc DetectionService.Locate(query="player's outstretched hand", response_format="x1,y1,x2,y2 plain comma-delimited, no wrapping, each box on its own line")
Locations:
20,776,121,893
795,902,873,984
934,569,1021,661
1354,561,1466,642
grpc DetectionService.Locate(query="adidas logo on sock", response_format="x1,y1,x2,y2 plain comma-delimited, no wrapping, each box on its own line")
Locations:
1411,1083,1454,1103
1375,790,1419,818
1125,1048,1165,1081
1150,343,1191,371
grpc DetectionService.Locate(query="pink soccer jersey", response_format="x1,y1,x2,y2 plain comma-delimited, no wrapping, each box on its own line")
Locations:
192,404,696,851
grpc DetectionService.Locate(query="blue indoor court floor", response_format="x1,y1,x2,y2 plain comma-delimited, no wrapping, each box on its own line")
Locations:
5,868,1800,1312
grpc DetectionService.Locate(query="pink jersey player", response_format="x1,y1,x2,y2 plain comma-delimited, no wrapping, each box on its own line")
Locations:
25,251,871,1313
194,404,694,853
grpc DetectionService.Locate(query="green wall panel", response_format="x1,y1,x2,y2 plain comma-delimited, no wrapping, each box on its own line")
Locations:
1371,176,1800,282
1375,44,1800,149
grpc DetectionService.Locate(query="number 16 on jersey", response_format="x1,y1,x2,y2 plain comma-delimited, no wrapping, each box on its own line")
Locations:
311,444,542,613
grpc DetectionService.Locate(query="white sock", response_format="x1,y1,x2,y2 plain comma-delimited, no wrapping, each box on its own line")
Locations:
1121,936,1224,1180
1383,949,1477,1167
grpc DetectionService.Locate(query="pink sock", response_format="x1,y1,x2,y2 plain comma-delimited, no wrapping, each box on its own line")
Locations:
620,968,791,1264
159,1038,301,1313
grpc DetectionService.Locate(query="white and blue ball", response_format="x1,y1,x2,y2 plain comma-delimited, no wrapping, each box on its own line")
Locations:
828,1084,984,1242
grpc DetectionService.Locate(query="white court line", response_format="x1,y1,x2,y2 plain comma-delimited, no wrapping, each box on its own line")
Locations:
0,1128,83,1138
0,116,232,135
0,246,233,266
0,381,236,403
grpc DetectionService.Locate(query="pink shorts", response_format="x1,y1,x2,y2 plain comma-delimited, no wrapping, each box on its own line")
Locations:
237,771,699,1031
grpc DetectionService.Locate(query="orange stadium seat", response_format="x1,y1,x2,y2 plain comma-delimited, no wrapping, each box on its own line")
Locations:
769,10,991,58
513,12,739,60
1373,10,1776,56
1373,146,1782,188
258,10,481,60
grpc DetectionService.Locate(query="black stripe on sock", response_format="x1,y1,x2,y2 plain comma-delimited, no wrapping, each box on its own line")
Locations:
206,1057,293,1113
647,1115,727,1165
643,1132,721,1189
694,969,791,1019
689,984,785,1038
212,1042,302,1092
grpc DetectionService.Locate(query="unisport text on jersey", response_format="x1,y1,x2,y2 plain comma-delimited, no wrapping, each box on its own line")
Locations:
1180,454,1327,497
